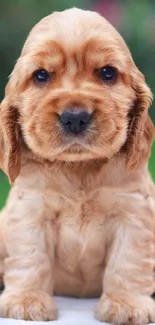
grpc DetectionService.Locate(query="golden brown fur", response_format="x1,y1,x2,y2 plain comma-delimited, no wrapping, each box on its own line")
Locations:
0,8,155,324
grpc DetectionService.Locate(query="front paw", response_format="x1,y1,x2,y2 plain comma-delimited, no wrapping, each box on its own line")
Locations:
95,294,155,325
0,290,58,321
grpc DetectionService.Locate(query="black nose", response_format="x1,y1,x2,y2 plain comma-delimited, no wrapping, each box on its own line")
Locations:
60,110,91,134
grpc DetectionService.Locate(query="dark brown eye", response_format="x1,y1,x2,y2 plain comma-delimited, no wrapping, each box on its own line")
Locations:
34,69,50,83
99,66,117,81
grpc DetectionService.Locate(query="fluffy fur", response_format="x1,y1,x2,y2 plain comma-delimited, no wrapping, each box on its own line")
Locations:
0,8,155,324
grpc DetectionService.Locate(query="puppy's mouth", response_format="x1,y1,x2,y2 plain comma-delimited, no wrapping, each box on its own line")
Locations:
54,132,94,161
60,137,90,153
57,140,94,161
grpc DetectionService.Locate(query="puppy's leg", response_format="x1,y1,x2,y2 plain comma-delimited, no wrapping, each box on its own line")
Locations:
95,214,155,325
0,192,57,321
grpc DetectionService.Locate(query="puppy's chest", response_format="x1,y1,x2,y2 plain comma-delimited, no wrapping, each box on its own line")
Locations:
45,184,116,270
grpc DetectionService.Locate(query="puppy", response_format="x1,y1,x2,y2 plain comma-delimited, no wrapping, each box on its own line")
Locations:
0,8,155,324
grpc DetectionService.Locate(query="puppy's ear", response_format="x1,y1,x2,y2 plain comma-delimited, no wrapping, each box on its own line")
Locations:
126,68,154,172
0,82,21,185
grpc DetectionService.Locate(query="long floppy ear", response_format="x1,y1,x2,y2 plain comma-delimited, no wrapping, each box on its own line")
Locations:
126,68,154,172
0,94,21,185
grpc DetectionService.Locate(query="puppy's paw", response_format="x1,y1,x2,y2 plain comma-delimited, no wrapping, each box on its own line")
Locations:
95,294,155,325
0,290,58,321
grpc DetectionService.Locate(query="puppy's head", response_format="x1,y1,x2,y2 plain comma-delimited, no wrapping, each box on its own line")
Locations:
0,8,154,183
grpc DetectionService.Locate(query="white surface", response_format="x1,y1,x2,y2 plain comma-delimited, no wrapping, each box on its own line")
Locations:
0,297,104,325
0,296,154,325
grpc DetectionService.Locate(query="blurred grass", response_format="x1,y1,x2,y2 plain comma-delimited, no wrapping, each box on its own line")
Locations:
149,141,155,181
0,171,10,210
0,142,154,211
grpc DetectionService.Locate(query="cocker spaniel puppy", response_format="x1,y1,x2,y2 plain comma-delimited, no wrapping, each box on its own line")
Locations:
0,8,155,325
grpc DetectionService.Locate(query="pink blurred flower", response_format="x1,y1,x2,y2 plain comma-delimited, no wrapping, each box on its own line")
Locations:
92,0,123,28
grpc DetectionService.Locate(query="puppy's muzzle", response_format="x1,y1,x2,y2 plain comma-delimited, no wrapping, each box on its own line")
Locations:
60,109,91,134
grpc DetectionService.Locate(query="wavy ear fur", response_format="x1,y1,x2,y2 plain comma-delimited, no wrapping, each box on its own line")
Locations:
0,98,21,185
126,68,154,172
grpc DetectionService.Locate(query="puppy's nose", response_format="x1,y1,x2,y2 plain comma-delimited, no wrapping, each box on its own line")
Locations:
60,110,91,134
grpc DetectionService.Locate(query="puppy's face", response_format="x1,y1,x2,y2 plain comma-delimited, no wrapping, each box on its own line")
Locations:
0,8,154,182
7,9,136,162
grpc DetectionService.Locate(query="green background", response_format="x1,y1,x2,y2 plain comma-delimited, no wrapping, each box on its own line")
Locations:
0,0,155,209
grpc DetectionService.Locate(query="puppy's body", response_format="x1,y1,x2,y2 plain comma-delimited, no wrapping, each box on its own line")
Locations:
0,156,155,299
0,7,155,325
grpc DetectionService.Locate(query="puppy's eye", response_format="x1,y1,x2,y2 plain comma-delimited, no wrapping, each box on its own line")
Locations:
99,66,117,82
34,69,50,83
